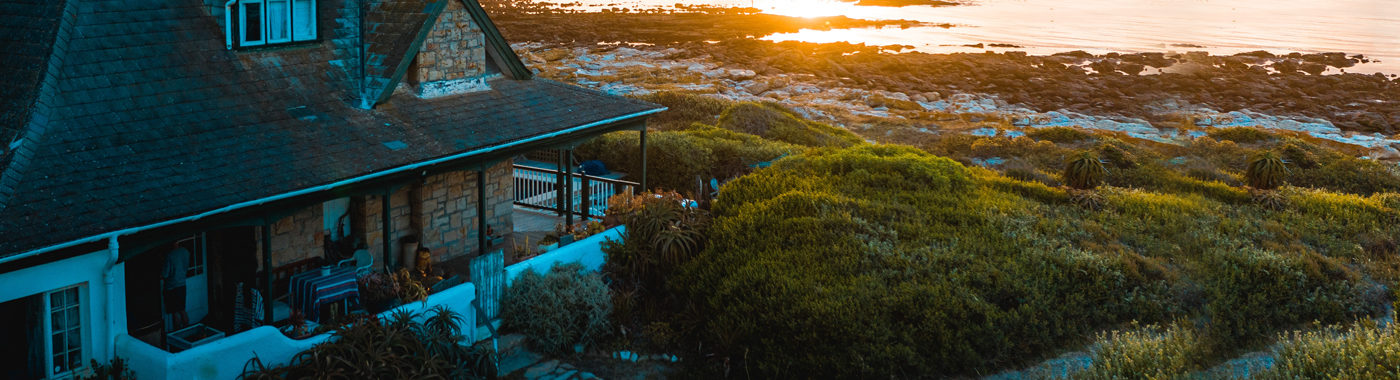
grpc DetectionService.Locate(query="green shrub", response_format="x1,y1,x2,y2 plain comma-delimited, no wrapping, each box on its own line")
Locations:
1026,126,1092,143
1065,151,1109,190
1071,324,1204,380
502,263,613,354
241,307,494,379
678,145,1176,377
715,102,863,147
1201,248,1377,348
82,357,136,380
1246,151,1289,190
575,126,798,193
1262,312,1400,379
631,91,732,131
1207,127,1275,144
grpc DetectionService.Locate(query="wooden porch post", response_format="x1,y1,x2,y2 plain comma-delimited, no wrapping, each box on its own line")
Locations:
261,220,273,325
564,149,574,231
381,189,393,270
639,127,648,191
477,168,487,256
580,168,591,219
556,150,567,218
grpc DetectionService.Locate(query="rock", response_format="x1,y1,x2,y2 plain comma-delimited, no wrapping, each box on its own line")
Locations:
523,360,560,380
557,369,579,380
498,350,543,376
579,372,599,380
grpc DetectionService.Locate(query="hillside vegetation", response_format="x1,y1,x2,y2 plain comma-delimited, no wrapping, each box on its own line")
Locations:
581,92,1400,378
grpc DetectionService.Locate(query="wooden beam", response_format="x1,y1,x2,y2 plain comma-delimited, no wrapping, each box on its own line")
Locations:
382,188,394,271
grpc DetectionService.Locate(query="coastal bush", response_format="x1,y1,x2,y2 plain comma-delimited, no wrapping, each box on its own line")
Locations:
715,102,863,147
1246,151,1289,190
1200,248,1377,348
632,92,732,131
1207,127,1274,144
1026,126,1092,143
1064,151,1108,190
575,126,795,193
1262,312,1400,380
1071,324,1204,380
679,145,1176,377
501,263,612,354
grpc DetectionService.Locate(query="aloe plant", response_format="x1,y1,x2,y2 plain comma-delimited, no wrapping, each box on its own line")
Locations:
1246,152,1289,190
1064,151,1109,190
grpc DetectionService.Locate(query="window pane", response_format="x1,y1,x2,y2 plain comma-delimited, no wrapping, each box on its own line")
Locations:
53,353,66,374
267,0,289,42
67,328,80,348
66,287,78,304
51,291,61,306
243,3,262,42
292,0,315,41
51,311,63,331
66,308,80,330
68,349,82,371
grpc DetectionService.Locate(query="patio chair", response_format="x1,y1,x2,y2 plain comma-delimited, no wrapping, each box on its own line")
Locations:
338,248,374,275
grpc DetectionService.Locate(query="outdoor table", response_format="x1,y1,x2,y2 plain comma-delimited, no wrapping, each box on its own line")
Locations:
288,266,360,322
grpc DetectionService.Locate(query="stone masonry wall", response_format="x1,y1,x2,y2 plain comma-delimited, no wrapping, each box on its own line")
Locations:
409,0,489,98
358,160,514,269
417,161,514,263
253,205,325,269
359,186,414,271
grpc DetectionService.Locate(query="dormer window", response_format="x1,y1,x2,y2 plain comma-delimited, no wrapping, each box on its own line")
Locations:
232,0,316,48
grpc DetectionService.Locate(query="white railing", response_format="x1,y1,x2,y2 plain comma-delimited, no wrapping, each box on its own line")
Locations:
512,164,637,219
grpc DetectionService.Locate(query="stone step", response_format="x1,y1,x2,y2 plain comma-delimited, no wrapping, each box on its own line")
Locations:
498,349,544,376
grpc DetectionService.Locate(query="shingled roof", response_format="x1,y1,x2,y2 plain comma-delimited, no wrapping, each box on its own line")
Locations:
0,0,662,257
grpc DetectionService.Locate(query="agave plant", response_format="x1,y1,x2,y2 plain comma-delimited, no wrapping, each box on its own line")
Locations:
1064,151,1109,190
1245,151,1289,190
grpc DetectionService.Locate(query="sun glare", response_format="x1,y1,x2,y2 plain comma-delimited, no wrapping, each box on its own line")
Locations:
759,0,853,18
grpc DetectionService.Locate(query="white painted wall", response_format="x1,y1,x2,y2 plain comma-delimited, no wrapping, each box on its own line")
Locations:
119,282,478,379
505,225,622,284
0,249,125,371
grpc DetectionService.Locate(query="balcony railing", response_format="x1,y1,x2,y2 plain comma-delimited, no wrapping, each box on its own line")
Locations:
512,164,638,219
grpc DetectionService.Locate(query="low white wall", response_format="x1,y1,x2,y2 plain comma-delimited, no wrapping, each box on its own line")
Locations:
378,282,478,341
117,327,330,380
119,282,477,379
505,225,622,284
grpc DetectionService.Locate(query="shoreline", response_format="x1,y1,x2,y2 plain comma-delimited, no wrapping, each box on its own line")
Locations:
485,0,1400,160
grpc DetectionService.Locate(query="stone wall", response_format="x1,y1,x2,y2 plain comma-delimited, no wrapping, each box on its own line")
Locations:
253,206,325,268
357,160,515,269
417,161,514,263
408,0,490,98
359,186,414,270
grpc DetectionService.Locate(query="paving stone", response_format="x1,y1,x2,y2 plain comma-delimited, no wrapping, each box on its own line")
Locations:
523,359,560,379
556,369,579,380
498,350,543,376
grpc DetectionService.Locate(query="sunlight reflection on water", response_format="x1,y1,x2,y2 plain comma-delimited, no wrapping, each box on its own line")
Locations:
559,0,1400,74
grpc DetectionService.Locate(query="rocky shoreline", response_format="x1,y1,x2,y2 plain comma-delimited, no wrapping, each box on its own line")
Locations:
485,0,1400,161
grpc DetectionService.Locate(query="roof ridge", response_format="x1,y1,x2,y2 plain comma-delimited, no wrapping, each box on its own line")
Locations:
0,0,76,212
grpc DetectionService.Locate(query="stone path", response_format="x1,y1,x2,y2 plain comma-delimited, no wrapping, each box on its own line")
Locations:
496,333,606,380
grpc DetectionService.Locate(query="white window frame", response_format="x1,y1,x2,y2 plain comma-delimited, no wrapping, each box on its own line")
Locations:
235,0,316,49
43,285,88,378
238,0,266,47
292,0,317,42
266,0,292,44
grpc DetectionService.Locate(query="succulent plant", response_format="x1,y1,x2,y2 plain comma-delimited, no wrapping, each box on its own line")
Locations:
1246,151,1289,190
1064,151,1109,190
